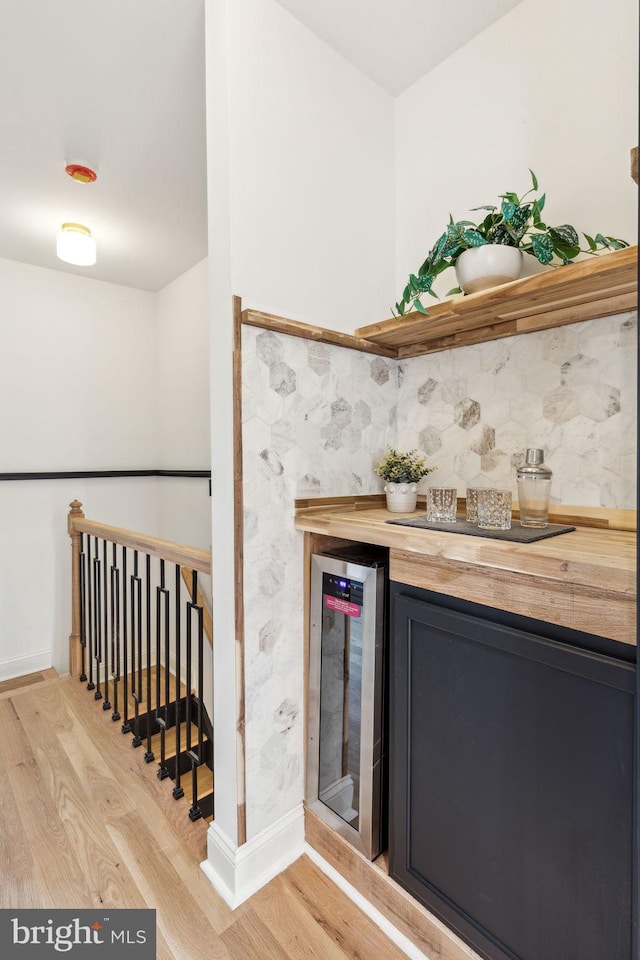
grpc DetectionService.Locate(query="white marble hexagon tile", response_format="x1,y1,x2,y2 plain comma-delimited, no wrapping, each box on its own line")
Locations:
396,312,637,509
241,326,397,836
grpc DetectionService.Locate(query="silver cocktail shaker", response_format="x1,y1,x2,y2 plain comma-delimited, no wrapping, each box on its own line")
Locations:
517,448,552,528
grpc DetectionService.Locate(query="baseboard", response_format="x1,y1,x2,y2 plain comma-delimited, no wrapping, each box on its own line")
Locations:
303,843,430,960
305,807,483,960
0,650,52,682
200,803,305,909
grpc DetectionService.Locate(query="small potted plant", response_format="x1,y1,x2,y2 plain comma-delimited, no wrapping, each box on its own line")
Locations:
394,169,628,316
375,448,436,513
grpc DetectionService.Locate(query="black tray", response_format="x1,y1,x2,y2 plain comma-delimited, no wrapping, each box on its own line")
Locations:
386,515,576,542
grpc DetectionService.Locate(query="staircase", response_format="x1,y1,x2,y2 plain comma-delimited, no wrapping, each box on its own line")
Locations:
68,501,214,823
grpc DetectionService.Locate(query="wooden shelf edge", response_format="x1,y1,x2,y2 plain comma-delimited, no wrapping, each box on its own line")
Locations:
242,308,398,358
356,246,638,356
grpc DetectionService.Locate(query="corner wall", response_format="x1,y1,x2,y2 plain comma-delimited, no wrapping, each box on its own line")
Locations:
156,258,211,551
227,0,396,332
394,0,639,301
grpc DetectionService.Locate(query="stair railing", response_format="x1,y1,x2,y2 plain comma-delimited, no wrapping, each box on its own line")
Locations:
68,500,213,821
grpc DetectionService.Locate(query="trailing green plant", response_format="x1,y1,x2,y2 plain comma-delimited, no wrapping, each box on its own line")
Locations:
394,169,629,316
374,448,436,484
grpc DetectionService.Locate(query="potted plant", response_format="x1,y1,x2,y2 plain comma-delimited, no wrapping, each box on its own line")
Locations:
375,448,436,513
394,169,628,316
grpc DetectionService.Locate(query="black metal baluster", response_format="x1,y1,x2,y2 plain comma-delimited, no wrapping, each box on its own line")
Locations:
188,570,204,822
121,547,130,734
86,535,95,690
78,533,87,683
110,542,121,722
155,559,162,720
93,537,103,701
164,567,171,743
173,563,184,801
157,560,170,781
144,553,154,762
131,551,143,748
102,539,111,711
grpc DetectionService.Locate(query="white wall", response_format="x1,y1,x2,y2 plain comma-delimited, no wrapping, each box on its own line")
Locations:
0,257,159,679
0,258,157,470
156,258,210,471
394,0,639,300
155,258,211,550
227,0,395,332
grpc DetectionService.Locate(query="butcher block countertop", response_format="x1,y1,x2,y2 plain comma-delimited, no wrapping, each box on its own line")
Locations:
295,497,637,646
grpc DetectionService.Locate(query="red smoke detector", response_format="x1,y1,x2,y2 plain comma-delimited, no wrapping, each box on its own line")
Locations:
65,162,98,184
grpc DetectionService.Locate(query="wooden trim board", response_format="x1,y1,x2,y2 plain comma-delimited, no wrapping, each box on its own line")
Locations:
295,495,636,532
233,294,247,845
305,808,483,960
242,308,397,358
390,547,636,646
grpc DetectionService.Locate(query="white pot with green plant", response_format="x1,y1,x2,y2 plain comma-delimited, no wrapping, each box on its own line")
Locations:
394,169,628,315
375,448,436,513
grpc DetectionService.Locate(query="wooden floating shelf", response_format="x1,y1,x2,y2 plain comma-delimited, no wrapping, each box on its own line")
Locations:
356,245,638,358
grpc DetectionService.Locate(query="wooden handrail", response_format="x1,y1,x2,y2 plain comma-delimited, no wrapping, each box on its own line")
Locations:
68,510,211,574
68,500,211,678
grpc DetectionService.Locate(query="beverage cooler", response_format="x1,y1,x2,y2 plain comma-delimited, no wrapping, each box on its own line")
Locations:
306,544,387,860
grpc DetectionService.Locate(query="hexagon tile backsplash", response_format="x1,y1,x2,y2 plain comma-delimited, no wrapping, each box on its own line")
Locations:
244,310,636,514
396,312,637,509
240,311,636,838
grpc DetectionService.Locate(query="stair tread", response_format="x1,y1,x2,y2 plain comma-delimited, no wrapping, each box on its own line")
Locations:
81,665,213,824
179,772,214,805
152,723,204,760
123,666,189,711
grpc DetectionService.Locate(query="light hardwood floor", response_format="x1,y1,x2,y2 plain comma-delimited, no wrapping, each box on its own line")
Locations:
0,673,408,960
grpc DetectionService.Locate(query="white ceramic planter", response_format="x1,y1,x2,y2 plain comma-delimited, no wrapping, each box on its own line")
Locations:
455,245,523,295
384,482,418,513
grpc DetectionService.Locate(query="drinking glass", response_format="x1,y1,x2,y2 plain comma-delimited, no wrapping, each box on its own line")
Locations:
465,487,483,524
426,487,457,523
477,488,512,530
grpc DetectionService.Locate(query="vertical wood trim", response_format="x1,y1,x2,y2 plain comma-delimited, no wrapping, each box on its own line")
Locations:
233,294,247,845
631,146,638,184
302,532,314,800
68,500,85,677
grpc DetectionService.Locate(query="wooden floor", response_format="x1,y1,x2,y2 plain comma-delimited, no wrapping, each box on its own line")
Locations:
0,673,409,960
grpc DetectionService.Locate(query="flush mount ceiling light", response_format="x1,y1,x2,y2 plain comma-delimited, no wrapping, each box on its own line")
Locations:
56,222,97,266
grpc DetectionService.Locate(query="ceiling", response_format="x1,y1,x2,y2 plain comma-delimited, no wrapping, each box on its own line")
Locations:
0,0,207,292
275,0,525,96
0,0,524,292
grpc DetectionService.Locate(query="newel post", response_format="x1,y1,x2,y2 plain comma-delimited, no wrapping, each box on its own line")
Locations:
68,500,85,679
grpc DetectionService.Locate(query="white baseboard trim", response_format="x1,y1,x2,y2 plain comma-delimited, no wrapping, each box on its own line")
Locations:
201,803,305,909
304,843,431,960
0,650,52,683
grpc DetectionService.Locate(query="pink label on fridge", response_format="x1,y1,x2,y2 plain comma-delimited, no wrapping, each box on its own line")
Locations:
324,595,361,618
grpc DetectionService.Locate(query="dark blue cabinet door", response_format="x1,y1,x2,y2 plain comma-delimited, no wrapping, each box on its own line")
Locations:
389,584,635,960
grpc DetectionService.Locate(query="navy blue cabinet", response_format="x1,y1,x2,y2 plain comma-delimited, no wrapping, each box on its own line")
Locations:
389,582,636,960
